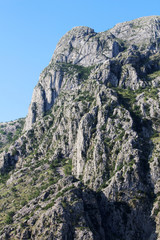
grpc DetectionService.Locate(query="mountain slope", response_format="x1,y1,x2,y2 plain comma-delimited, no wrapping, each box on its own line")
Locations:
0,16,160,240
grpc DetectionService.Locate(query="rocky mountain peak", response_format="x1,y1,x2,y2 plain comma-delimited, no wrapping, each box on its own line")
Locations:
0,16,160,240
54,26,95,49
49,26,96,67
50,26,96,65
24,16,160,131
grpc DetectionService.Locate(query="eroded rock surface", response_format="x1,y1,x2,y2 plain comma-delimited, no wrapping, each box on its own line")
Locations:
0,16,160,240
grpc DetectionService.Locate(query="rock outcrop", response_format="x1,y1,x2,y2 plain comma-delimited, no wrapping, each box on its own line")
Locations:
0,16,160,240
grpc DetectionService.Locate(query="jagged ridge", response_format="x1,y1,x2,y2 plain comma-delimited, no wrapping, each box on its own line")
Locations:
0,16,160,240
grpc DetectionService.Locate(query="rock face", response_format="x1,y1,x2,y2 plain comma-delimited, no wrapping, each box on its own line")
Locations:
24,16,160,131
0,16,160,240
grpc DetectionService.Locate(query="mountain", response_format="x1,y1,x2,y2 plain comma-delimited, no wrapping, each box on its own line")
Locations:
0,16,160,240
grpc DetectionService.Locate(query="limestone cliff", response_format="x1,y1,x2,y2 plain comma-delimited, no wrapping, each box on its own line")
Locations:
0,16,160,240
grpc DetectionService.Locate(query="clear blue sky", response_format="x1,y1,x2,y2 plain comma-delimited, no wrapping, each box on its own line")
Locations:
0,0,160,122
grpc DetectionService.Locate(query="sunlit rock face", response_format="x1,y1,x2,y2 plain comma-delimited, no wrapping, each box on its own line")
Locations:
0,16,160,240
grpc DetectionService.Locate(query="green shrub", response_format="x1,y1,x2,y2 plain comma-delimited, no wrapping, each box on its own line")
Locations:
0,173,10,183
43,200,55,210
64,159,72,175
117,163,123,171
5,211,15,224
28,189,40,200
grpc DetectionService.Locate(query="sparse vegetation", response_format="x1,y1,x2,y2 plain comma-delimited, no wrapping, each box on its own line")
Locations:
55,62,94,80
5,211,15,224
0,16,160,240
64,159,72,175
